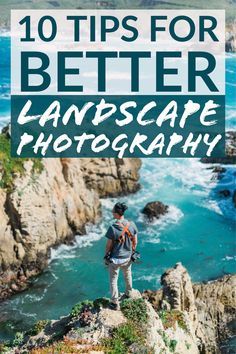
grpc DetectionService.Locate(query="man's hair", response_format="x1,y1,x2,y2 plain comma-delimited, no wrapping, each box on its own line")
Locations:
113,202,128,216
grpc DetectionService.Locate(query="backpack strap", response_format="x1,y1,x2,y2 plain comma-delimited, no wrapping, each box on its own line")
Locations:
116,221,136,249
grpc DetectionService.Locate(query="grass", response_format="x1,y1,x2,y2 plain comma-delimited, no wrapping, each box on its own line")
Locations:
0,133,44,191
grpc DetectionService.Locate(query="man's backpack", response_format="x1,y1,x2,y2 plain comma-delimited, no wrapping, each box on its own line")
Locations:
116,221,136,250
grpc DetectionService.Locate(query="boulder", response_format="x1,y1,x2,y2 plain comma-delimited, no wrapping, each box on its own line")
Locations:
142,201,169,221
219,189,231,197
212,166,226,174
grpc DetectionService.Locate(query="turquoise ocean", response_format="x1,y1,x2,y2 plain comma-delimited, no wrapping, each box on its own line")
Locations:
0,36,235,343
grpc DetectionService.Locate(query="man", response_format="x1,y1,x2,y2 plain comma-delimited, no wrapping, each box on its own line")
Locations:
104,202,138,310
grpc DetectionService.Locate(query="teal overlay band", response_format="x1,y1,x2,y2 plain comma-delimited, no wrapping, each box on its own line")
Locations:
11,95,225,158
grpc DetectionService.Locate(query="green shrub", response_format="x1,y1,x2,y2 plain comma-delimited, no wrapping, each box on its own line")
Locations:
93,297,110,309
70,300,94,318
185,341,191,350
0,133,43,190
0,342,11,353
120,298,148,324
161,332,178,353
12,331,24,346
158,310,188,331
169,339,178,352
29,320,50,336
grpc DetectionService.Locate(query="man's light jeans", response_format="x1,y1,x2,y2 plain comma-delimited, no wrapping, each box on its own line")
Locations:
109,259,132,304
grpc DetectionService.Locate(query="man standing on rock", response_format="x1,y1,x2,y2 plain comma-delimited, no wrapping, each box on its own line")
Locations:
104,202,138,310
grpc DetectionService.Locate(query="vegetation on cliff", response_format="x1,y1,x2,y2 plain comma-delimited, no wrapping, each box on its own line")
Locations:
0,133,43,190
0,297,150,354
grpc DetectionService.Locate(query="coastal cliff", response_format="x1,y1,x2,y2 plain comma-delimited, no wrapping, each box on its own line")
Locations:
0,149,141,301
3,264,235,354
144,264,236,354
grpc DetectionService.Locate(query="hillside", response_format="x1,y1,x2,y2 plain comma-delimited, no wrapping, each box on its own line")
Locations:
0,0,236,29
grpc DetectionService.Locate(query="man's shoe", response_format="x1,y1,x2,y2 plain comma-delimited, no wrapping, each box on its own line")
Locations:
121,293,130,300
109,302,120,310
122,290,133,300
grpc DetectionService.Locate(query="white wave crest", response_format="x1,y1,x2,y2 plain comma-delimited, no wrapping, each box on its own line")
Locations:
0,115,10,129
141,158,216,194
135,274,159,282
141,205,183,244
222,255,236,261
50,223,104,261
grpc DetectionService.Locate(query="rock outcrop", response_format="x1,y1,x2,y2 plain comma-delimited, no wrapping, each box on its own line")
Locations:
0,157,141,301
6,279,199,354
193,274,236,352
7,265,235,354
143,263,236,354
161,263,198,331
142,201,169,221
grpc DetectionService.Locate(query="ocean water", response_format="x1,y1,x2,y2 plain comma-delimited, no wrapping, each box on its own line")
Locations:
0,36,235,341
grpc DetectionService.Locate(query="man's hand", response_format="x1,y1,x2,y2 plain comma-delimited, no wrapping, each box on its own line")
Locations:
132,234,138,251
104,253,111,266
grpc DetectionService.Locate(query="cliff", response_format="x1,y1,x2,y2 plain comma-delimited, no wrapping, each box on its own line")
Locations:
0,154,141,301
144,264,236,354
2,264,235,354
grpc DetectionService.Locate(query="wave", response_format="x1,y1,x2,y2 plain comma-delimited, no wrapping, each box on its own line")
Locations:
139,204,183,227
0,31,10,37
226,68,235,74
0,115,10,130
50,223,105,261
202,200,223,215
222,255,236,261
142,158,215,193
135,274,160,283
199,167,236,220
226,81,236,87
141,205,183,244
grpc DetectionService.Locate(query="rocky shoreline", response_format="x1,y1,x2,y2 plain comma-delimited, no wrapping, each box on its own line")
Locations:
200,130,236,208
0,141,141,301
201,131,236,165
2,264,235,354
